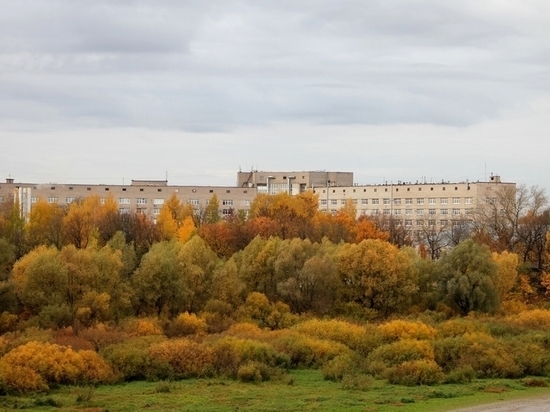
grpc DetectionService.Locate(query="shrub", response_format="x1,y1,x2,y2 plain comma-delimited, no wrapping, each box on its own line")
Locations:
293,319,371,352
508,310,550,331
322,354,357,381
79,323,127,351
237,361,271,383
226,322,266,340
165,312,208,337
100,336,170,381
507,341,550,376
37,304,73,329
0,327,53,356
445,365,476,383
210,337,289,377
271,331,350,368
378,320,436,341
387,360,444,386
0,311,18,334
0,341,114,391
149,339,214,378
368,339,434,371
341,374,374,391
436,318,485,338
0,364,47,393
124,318,164,337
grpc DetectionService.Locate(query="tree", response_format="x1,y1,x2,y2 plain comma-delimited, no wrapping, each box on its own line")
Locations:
337,239,418,316
132,240,185,316
26,199,66,249
437,239,499,315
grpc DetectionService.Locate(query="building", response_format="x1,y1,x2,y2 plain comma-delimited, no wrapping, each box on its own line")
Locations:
0,172,515,234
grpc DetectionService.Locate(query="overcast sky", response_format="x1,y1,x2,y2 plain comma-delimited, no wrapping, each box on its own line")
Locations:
1,1,549,190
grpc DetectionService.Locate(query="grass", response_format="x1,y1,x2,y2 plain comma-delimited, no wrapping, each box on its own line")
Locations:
1,370,549,412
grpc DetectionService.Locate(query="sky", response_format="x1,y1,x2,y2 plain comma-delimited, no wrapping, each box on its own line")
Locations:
1,1,549,190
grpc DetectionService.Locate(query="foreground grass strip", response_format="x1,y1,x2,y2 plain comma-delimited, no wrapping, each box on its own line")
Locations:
1,370,550,412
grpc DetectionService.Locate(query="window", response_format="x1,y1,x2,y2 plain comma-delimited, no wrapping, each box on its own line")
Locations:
441,220,448,227
417,198,424,205
222,199,233,206
222,209,233,216
119,208,130,214
383,198,390,205
429,209,436,215
340,199,347,205
153,208,161,215
66,197,75,204
31,196,38,204
371,209,379,215
453,209,460,215
405,220,412,227
383,209,390,215
441,209,448,215
429,198,436,205
119,198,130,204
188,199,199,205
361,199,368,205
405,198,412,205
352,199,357,205
394,198,401,205
153,198,164,205
465,208,474,215
428,220,436,226
137,198,147,205
416,209,424,215
440,198,448,205
100,198,106,205
372,199,379,205
405,209,413,215
465,197,473,204
242,200,251,207
453,197,460,204
331,199,337,206
394,209,401,215
47,196,58,203
320,199,327,206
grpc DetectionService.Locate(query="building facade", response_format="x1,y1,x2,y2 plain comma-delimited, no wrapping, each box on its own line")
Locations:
1,172,515,234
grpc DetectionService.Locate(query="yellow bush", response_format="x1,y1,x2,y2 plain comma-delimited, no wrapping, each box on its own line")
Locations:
367,339,435,370
79,323,127,350
226,322,267,340
149,339,214,378
293,319,370,351
499,299,527,315
387,359,444,386
0,311,18,334
378,320,436,341
0,363,47,393
436,319,486,338
0,341,114,391
124,318,163,337
167,312,208,337
507,309,550,330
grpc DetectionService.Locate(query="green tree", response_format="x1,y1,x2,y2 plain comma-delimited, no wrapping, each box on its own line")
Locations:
437,239,499,315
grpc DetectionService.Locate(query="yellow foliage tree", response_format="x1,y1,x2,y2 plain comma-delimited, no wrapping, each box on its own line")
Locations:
177,216,196,243
492,251,519,301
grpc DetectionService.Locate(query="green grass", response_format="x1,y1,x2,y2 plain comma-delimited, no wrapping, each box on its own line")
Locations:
1,370,549,412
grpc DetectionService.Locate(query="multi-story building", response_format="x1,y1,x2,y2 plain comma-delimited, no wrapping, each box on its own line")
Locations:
1,172,515,235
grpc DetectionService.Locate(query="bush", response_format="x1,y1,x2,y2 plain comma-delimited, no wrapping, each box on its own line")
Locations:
149,339,214,378
123,318,164,337
165,312,208,337
387,360,444,386
0,311,18,333
508,310,550,331
293,319,371,352
322,354,357,381
445,365,476,384
37,304,73,329
378,320,436,341
237,361,271,383
436,318,485,338
368,339,434,372
271,331,350,368
79,323,127,351
101,336,170,381
0,341,114,392
210,337,289,377
0,364,47,393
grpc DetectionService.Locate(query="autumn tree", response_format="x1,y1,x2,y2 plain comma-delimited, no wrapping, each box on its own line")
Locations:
26,199,66,249
337,239,418,316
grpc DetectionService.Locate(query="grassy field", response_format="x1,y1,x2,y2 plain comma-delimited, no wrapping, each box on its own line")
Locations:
1,370,550,412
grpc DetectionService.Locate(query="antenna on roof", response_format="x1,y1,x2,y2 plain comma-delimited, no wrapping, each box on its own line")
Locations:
166,171,168,183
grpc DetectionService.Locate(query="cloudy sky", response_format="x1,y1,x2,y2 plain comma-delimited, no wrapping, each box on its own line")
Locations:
1,1,549,190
